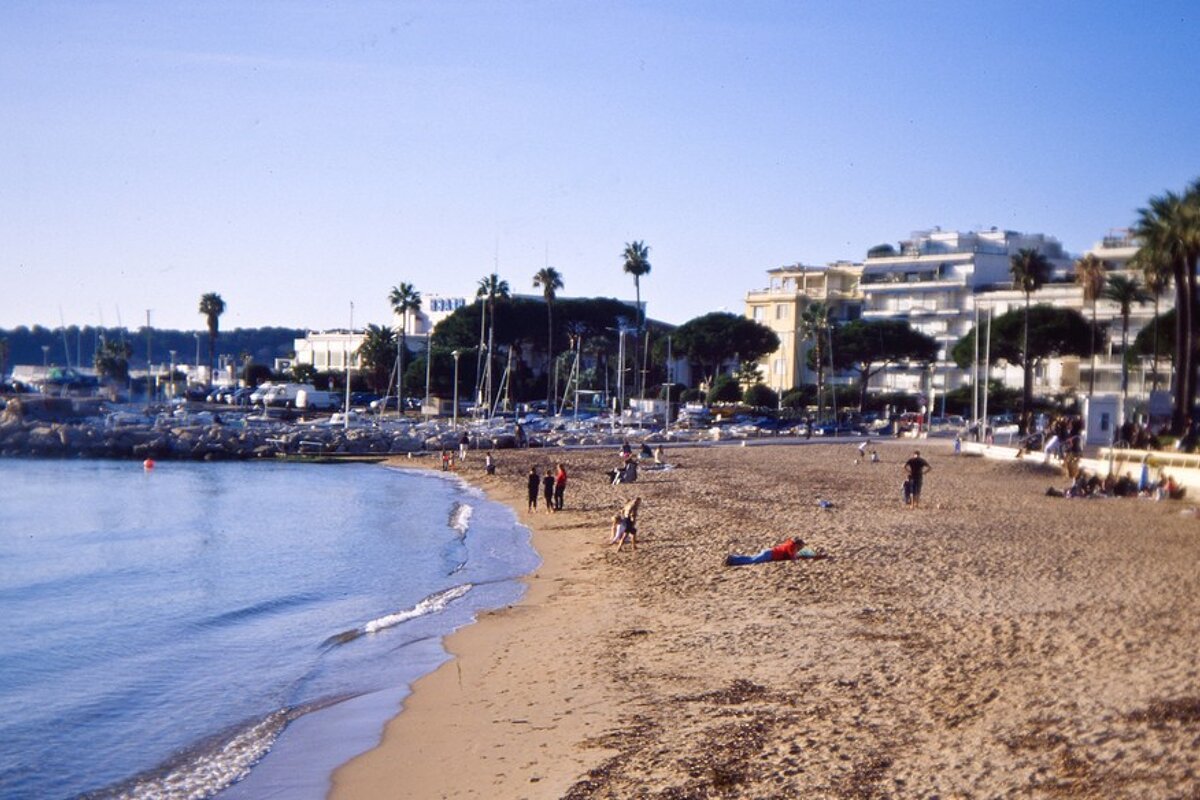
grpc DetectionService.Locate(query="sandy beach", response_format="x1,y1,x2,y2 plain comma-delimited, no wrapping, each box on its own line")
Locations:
332,440,1200,798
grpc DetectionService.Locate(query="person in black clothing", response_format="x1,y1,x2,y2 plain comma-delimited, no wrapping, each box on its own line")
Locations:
904,450,931,508
542,469,555,514
526,466,540,511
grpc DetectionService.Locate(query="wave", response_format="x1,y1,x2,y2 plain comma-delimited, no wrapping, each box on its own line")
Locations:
83,705,293,800
197,593,321,630
448,501,473,536
321,583,473,648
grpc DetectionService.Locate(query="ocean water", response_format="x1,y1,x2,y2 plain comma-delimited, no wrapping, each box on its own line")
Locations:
0,459,538,800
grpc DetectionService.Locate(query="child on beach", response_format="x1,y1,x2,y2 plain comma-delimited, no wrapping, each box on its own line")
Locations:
485,451,496,475
609,497,641,551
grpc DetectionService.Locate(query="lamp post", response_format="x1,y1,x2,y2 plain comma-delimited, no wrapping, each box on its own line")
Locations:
451,350,461,429
193,332,201,379
41,345,49,368
424,332,432,415
169,350,177,399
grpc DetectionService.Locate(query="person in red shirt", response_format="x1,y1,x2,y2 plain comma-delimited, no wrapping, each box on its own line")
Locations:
724,538,827,566
553,463,567,510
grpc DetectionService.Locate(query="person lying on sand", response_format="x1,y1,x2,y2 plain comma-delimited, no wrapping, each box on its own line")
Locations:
724,537,828,566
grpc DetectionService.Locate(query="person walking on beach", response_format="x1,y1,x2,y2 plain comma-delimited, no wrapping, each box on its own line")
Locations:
542,469,555,513
526,466,540,511
904,449,931,508
459,431,470,461
485,451,496,475
553,463,567,511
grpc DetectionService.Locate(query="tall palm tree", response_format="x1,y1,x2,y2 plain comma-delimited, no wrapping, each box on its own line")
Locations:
388,283,421,414
1073,254,1107,398
1009,248,1052,432
356,324,397,394
798,300,830,418
1131,243,1172,394
621,241,651,403
476,274,510,411
1133,189,1199,433
1101,273,1151,404
198,293,226,387
533,266,564,413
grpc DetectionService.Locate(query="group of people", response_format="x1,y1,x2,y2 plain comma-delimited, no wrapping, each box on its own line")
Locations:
526,463,568,513
1049,465,1185,501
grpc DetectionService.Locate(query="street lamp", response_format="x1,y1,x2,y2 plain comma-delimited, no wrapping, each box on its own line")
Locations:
169,350,177,399
451,349,461,429
41,345,49,368
193,333,201,374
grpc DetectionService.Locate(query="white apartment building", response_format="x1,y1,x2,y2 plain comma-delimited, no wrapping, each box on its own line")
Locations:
859,228,1073,395
747,227,1170,409
292,330,366,372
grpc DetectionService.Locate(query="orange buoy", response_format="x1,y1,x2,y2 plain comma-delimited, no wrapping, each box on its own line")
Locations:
143,459,156,470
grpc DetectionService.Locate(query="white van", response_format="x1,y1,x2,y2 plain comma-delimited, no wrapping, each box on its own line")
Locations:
296,389,340,411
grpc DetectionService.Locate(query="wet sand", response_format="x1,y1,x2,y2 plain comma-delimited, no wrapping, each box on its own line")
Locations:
332,440,1200,798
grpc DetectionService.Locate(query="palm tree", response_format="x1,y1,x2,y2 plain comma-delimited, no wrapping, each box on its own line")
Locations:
357,324,397,394
798,300,830,418
1131,243,1172,394
198,293,226,387
1073,254,1107,398
1009,248,1052,432
1132,188,1200,433
388,283,421,415
533,266,564,413
476,274,510,412
1101,273,1151,404
621,241,651,403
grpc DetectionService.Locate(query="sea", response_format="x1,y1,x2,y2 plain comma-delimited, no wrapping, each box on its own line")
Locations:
0,458,539,800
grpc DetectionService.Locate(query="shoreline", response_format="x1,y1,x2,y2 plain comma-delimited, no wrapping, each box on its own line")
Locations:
331,452,627,798
332,441,1200,798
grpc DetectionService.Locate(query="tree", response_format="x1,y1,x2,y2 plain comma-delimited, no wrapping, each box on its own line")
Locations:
1073,254,1107,398
621,241,652,402
1131,243,1173,394
533,266,564,412
707,374,742,404
672,312,780,396
94,337,133,382
475,274,510,410
798,301,831,417
1132,184,1200,433
743,383,779,409
1009,249,1053,431
198,293,226,387
1130,308,1175,369
290,363,319,385
356,324,397,394
1101,273,1151,402
828,319,938,410
951,307,1092,405
867,243,897,258
388,283,421,414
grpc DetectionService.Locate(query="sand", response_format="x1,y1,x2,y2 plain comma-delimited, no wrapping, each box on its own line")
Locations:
331,440,1200,798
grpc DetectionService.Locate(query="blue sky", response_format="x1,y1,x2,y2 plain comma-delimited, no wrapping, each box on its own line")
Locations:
3,1,1198,333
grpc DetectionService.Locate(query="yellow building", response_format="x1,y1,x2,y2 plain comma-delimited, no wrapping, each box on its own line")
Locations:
744,262,862,393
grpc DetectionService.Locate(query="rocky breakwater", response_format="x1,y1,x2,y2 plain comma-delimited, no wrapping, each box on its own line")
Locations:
0,400,434,461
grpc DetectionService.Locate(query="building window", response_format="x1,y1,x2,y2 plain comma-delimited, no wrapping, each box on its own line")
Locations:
775,304,789,320
753,306,765,321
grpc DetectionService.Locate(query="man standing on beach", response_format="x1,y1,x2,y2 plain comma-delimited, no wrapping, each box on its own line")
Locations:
904,449,931,508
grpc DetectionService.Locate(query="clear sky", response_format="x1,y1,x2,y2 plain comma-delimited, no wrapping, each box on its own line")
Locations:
3,1,1198,333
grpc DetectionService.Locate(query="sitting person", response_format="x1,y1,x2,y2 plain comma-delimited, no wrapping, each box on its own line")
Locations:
724,537,828,566
610,459,638,485
640,442,654,459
